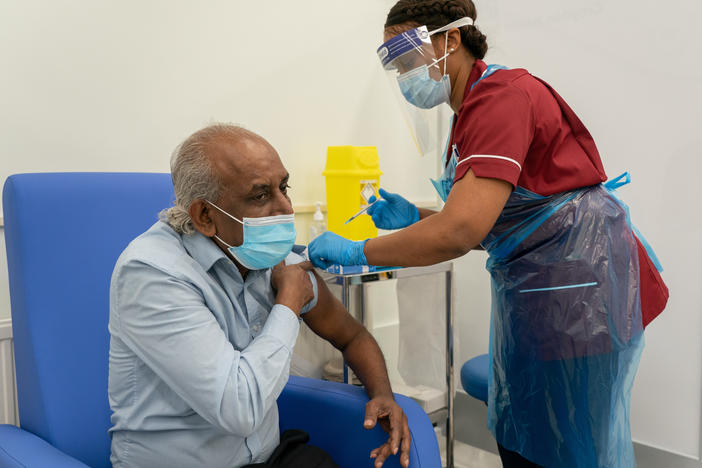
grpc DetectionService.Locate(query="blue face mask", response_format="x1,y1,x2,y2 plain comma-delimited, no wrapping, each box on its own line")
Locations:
207,201,297,270
397,64,451,109
396,31,451,110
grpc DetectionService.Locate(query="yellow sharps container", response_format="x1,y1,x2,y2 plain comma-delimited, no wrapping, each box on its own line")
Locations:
323,146,382,241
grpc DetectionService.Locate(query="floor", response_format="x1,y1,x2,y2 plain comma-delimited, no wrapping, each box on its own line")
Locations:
437,435,502,468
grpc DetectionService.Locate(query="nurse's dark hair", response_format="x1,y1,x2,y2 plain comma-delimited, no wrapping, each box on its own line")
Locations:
385,0,487,60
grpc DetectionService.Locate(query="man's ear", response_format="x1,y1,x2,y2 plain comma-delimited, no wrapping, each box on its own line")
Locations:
189,200,216,237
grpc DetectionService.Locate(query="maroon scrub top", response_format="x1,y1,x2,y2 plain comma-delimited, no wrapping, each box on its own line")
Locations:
449,59,668,326
450,59,606,195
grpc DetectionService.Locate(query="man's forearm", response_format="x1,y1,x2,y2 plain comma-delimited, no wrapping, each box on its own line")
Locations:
342,329,393,399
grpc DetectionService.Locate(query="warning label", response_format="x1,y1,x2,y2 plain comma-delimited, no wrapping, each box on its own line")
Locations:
360,180,377,205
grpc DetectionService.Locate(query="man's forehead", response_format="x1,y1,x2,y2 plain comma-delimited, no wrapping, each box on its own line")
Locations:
207,135,287,190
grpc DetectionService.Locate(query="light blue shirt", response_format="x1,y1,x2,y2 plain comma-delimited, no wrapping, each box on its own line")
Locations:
108,221,317,468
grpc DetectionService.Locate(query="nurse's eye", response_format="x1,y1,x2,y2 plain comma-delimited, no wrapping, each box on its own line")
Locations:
253,191,269,202
280,183,291,195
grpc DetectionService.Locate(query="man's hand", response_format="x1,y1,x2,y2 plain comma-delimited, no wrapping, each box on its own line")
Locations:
364,395,411,468
271,261,314,316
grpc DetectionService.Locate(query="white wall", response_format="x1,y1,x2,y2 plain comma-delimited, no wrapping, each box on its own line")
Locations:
1,0,700,460
0,0,436,203
0,0,436,313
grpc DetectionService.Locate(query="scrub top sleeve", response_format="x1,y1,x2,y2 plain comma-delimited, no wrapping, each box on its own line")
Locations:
453,83,535,188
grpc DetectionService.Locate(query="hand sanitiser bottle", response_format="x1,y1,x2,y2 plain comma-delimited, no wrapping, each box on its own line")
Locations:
309,202,327,241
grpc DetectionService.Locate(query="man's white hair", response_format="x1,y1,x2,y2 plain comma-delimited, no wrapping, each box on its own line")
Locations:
160,123,255,235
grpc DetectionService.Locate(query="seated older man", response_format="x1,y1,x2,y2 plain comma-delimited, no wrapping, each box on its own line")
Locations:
108,124,410,468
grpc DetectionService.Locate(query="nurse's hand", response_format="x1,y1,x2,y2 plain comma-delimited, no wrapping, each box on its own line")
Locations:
367,188,419,230
308,231,368,269
364,395,411,468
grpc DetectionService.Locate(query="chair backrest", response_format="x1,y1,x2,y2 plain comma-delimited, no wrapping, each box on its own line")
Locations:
3,173,174,468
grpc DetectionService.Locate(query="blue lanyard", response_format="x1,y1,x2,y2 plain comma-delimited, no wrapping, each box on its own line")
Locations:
470,64,509,92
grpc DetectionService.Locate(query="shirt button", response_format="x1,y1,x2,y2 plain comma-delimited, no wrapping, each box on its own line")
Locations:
253,324,259,332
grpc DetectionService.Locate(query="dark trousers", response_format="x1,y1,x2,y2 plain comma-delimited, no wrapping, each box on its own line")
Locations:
243,430,340,468
497,444,544,468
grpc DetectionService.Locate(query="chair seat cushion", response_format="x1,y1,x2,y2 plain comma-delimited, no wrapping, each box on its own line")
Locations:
460,354,489,403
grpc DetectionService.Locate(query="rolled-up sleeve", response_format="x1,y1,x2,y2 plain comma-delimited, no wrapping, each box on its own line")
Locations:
284,253,318,315
112,260,299,437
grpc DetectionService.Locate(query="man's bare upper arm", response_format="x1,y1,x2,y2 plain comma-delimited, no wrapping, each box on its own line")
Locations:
302,270,364,351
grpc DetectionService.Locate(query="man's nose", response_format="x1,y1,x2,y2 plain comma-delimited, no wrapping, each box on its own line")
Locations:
272,190,293,215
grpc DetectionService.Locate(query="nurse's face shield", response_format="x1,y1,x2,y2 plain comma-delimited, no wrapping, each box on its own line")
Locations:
377,17,474,157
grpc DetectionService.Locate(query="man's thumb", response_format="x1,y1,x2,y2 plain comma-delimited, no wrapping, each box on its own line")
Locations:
364,402,378,429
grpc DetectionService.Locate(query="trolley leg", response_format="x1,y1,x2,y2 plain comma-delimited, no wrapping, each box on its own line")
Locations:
342,278,350,384
446,270,454,468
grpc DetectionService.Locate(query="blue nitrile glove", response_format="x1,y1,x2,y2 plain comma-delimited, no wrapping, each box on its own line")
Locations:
308,231,368,269
366,188,420,230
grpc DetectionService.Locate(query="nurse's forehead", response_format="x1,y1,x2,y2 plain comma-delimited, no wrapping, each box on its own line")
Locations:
384,22,421,41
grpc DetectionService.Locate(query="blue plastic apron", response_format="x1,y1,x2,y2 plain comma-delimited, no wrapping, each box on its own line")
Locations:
434,65,646,467
482,181,645,468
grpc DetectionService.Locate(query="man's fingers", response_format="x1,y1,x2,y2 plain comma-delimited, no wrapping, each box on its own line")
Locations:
372,444,393,468
296,260,314,271
364,401,379,429
270,261,286,288
369,443,390,459
388,410,402,455
369,406,410,467
369,441,391,455
400,415,411,468
388,405,405,455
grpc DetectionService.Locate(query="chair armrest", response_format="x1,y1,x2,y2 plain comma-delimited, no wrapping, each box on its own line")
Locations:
278,376,441,468
0,425,90,468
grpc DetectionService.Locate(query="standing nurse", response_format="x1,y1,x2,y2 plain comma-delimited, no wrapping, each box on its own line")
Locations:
309,0,669,467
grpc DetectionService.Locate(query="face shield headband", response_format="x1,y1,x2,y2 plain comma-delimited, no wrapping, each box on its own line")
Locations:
377,17,475,71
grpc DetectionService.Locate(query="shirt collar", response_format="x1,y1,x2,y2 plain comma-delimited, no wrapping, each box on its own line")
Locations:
464,59,488,99
181,229,229,272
